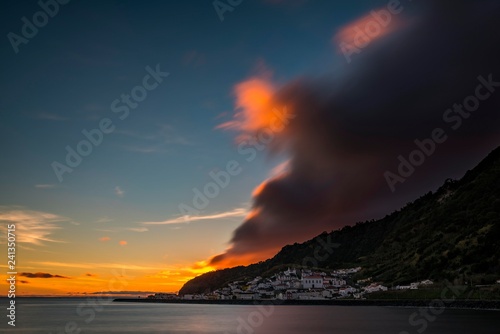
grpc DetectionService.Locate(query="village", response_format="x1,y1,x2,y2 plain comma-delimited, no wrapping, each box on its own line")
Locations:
148,267,434,301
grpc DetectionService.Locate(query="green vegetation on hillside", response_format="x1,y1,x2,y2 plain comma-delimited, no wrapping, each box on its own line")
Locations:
179,147,500,295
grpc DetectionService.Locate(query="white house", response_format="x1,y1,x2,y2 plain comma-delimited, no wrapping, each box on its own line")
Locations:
396,285,411,290
285,289,298,300
363,284,388,293
154,293,178,299
302,275,324,289
258,282,272,289
297,291,324,300
338,287,357,296
274,284,289,291
235,292,258,300
331,278,346,287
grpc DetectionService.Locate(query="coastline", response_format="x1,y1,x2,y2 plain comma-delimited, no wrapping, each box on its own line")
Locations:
113,298,500,310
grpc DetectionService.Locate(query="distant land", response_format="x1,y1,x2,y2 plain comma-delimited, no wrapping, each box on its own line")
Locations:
179,146,500,297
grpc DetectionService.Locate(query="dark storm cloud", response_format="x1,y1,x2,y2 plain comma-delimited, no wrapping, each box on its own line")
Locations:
211,0,500,266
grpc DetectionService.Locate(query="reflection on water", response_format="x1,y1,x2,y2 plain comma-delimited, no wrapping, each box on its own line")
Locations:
1,298,498,333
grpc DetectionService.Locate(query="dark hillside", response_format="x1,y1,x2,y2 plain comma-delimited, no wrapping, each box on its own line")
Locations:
180,147,500,295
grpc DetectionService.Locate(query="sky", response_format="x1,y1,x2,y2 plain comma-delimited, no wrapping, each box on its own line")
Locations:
1,0,500,296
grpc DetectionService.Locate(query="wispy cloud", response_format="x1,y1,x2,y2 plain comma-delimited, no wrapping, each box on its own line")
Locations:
115,186,125,198
122,145,170,154
132,124,185,142
116,125,192,155
333,9,405,52
95,217,113,223
114,129,157,140
34,184,57,189
32,262,95,269
141,208,247,225
182,50,206,67
99,236,111,242
126,227,148,232
270,159,291,177
83,103,107,113
119,240,127,246
38,113,68,121
263,0,308,7
33,261,164,271
93,228,117,233
0,206,73,245
87,291,156,295
20,272,70,279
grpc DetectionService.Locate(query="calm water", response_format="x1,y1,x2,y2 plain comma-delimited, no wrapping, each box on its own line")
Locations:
1,298,499,333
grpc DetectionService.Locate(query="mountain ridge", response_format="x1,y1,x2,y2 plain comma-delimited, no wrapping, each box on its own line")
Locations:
179,146,500,295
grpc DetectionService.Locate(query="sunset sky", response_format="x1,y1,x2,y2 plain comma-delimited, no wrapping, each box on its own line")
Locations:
1,0,500,296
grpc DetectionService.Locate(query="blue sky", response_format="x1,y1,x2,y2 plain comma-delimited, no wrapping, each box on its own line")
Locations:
0,0,394,294
1,0,383,229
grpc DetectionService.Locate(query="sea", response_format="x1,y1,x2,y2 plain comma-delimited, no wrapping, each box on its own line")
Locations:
1,298,499,334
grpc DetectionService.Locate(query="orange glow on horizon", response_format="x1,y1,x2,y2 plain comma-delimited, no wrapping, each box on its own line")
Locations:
0,258,218,296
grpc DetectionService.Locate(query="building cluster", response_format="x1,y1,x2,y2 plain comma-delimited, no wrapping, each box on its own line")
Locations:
393,279,434,290
147,267,434,301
